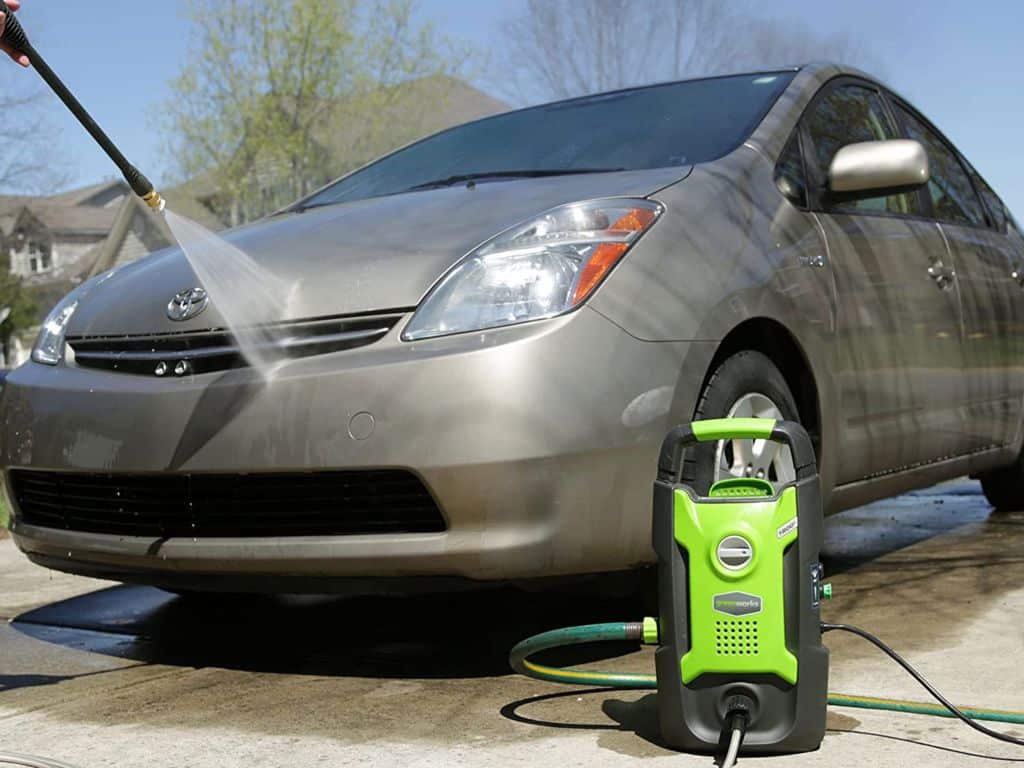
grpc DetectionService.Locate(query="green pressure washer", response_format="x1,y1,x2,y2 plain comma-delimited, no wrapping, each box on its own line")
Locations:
653,418,828,755
510,418,1024,766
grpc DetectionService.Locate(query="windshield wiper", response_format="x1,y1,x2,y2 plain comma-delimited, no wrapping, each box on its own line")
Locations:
292,168,628,212
401,168,628,193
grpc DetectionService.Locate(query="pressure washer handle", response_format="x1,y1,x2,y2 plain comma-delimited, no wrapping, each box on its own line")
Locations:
0,0,28,55
657,418,816,483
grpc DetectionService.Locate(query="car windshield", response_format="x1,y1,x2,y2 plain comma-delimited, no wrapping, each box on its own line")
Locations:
297,71,795,210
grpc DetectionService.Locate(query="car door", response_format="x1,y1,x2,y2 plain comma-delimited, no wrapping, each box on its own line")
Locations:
967,168,1024,455
799,79,965,484
891,100,1024,454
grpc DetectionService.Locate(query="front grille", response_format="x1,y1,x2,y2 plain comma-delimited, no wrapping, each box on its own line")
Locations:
66,311,405,376
10,469,446,538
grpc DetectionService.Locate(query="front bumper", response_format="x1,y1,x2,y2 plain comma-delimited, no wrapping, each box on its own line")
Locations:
3,307,708,584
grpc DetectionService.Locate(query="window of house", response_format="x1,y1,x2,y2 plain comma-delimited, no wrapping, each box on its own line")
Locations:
893,104,986,227
805,84,921,216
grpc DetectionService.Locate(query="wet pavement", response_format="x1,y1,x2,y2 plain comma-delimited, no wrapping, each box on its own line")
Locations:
0,478,1022,766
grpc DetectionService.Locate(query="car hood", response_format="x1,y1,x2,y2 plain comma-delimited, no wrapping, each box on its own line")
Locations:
67,167,690,337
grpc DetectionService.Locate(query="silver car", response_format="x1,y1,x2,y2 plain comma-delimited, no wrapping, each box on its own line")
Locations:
4,62,1023,592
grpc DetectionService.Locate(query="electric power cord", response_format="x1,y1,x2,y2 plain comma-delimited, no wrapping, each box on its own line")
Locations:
720,695,753,768
721,719,745,768
821,622,1024,748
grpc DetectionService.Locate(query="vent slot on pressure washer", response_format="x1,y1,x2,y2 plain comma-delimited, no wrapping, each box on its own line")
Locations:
715,619,760,656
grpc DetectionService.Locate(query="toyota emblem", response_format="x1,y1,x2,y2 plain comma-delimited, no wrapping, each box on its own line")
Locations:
167,287,209,322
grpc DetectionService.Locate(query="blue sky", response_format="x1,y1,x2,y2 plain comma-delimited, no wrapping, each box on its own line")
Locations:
9,0,1024,215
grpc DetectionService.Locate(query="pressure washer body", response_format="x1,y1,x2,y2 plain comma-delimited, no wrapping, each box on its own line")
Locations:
653,419,829,754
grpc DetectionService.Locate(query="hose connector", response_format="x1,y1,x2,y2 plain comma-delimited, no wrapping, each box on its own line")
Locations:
123,165,163,211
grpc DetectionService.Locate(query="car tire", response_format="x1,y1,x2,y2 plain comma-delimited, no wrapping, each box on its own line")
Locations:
978,456,1024,511
683,350,802,495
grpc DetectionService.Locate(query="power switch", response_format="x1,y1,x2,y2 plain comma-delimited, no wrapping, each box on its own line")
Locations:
810,563,825,608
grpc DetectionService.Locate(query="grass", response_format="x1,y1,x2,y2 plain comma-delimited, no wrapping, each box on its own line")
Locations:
0,496,8,531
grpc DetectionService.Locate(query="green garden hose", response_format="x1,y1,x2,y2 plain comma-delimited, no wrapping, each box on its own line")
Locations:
509,621,1024,727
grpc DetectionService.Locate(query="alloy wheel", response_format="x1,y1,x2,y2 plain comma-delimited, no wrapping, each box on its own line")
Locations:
713,392,796,485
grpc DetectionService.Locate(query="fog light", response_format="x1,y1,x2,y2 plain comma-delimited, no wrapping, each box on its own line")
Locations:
174,360,190,376
154,362,168,376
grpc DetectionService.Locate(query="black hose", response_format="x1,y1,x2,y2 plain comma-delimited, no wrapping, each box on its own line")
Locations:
821,623,1024,747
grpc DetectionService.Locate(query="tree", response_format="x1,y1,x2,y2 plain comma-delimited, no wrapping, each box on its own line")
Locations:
160,0,469,225
0,79,70,193
493,0,882,104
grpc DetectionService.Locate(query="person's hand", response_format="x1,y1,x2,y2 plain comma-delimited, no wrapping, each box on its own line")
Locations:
0,1,30,68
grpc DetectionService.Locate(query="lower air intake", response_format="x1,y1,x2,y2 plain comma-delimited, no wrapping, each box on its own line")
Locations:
10,469,446,538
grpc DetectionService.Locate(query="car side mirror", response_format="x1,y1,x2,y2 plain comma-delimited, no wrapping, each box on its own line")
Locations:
827,139,930,201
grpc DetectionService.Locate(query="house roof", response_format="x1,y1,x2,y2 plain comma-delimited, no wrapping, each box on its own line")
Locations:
0,194,35,236
26,203,121,237
46,179,125,207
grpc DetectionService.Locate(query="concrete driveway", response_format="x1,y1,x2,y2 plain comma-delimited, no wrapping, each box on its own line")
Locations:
0,478,1021,766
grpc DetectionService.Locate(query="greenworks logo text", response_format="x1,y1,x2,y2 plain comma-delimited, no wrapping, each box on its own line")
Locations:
713,591,763,616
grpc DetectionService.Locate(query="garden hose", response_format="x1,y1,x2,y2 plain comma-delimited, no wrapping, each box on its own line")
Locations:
509,621,1024,734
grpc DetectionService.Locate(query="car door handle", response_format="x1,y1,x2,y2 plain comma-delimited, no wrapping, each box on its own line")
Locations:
927,264,956,290
799,254,825,268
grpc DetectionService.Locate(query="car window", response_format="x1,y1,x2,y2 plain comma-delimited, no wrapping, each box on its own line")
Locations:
805,84,921,216
893,104,986,227
298,72,795,209
974,174,1008,232
775,135,807,207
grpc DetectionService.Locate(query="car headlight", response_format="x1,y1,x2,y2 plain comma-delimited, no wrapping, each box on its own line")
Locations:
32,292,79,365
403,198,663,340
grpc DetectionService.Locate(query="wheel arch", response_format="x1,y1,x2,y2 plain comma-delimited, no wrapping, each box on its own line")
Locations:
701,318,822,461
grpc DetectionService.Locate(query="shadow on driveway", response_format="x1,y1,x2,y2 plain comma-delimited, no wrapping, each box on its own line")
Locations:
12,583,644,679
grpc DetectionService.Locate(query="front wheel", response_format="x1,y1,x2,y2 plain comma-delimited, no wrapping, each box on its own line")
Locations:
685,350,802,495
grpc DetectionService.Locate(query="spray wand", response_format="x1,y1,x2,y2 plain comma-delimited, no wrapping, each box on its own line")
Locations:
0,1,165,212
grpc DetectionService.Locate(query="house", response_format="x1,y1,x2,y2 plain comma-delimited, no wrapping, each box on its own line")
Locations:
0,179,222,286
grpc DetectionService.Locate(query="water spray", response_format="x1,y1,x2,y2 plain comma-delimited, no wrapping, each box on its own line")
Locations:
0,1,164,212
0,2,293,377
